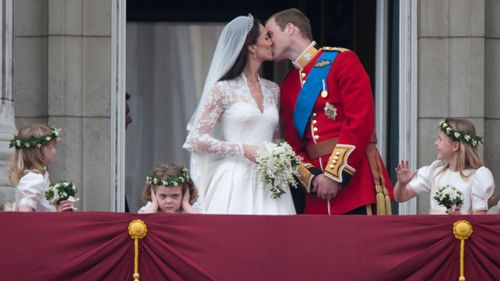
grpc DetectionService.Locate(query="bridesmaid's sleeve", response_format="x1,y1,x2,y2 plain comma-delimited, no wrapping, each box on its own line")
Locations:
471,167,495,211
408,160,445,195
17,172,45,211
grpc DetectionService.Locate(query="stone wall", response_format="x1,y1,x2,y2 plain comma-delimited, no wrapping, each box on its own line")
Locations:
6,0,113,211
418,0,498,213
484,0,500,206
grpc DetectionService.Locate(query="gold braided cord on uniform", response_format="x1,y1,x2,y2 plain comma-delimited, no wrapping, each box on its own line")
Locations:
453,220,473,281
322,46,349,53
366,141,392,215
129,219,148,281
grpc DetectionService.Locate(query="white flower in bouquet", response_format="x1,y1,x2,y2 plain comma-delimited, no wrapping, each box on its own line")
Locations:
45,181,79,207
256,141,302,199
432,185,464,210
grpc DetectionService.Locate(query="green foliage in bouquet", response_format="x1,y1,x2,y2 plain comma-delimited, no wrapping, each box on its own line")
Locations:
45,181,78,206
432,185,464,209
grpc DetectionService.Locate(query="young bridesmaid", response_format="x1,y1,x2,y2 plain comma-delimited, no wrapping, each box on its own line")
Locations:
394,118,494,214
138,164,198,214
9,124,73,212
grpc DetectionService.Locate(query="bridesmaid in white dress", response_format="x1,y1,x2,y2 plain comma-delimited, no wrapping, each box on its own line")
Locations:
183,14,296,215
394,118,494,214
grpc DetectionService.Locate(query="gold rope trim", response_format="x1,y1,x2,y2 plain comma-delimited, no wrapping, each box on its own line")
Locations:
453,220,473,281
129,219,148,281
383,186,392,215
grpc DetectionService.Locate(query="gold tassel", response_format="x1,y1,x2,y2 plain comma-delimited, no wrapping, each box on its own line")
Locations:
383,186,392,215
375,184,386,215
129,219,148,281
453,220,473,281
365,204,373,216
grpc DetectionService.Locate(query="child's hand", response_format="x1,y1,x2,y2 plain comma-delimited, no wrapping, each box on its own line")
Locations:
395,160,417,185
143,187,159,213
181,188,199,214
446,206,461,215
182,188,191,206
57,200,74,212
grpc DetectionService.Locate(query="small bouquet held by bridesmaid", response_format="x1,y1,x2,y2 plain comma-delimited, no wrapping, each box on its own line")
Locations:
45,181,79,209
432,185,463,212
256,141,302,199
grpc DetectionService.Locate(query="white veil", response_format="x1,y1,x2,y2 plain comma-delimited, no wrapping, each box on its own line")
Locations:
184,15,254,210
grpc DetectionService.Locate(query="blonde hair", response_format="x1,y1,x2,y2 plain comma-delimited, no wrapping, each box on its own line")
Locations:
141,164,198,206
436,118,483,180
270,8,313,40
8,124,55,184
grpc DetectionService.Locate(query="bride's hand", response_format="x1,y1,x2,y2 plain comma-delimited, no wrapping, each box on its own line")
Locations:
243,144,258,163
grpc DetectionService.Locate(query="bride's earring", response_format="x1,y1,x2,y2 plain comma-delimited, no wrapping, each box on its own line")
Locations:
252,52,257,59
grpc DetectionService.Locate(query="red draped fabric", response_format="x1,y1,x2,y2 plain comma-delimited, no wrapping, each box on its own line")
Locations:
1,213,499,281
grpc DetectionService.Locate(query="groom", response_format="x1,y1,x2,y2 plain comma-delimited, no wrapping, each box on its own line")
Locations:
266,8,394,215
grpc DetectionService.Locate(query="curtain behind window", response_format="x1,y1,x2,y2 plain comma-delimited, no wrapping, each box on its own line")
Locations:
126,23,224,212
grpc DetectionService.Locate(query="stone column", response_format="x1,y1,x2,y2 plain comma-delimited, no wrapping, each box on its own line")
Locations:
418,0,487,213
48,0,113,211
0,0,15,209
485,0,500,198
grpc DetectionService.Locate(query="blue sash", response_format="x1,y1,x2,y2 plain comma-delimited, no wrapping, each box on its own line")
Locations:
293,51,338,139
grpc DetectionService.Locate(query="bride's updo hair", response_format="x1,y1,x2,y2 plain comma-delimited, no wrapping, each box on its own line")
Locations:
219,17,262,81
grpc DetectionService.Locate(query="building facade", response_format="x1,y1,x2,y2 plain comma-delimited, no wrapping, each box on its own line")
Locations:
0,0,498,213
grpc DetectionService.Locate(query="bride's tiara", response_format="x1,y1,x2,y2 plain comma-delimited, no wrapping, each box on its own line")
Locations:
247,13,254,32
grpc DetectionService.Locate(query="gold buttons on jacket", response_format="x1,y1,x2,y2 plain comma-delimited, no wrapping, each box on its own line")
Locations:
312,120,317,124
313,127,318,132
301,73,306,78
314,135,319,140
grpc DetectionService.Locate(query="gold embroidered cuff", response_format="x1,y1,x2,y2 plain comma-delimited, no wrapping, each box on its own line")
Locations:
297,163,323,193
297,164,314,193
323,144,356,183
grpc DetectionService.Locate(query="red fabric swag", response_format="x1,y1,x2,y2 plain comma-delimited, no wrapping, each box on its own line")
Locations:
0,213,499,281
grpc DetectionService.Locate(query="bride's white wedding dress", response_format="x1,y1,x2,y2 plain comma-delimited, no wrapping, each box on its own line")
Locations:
184,74,296,214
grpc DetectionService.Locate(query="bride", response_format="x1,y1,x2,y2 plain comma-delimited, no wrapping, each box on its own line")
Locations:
183,14,296,215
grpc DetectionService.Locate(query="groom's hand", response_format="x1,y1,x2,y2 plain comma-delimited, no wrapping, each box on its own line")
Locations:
313,174,341,201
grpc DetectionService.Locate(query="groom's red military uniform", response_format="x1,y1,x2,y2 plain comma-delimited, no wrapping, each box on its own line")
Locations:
280,44,394,214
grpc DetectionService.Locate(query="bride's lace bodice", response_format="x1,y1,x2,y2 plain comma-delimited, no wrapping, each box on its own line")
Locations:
184,74,280,158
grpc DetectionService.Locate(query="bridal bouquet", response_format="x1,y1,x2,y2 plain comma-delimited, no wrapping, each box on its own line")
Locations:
45,181,79,207
432,185,463,210
256,141,302,199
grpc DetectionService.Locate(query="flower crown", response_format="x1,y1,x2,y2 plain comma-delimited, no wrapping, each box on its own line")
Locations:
146,168,190,187
9,126,61,150
439,120,483,148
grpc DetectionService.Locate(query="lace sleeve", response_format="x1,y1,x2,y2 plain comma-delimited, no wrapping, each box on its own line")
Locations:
184,83,244,157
